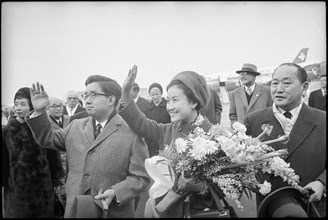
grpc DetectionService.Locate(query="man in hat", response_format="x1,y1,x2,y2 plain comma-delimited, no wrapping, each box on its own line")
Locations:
25,76,150,218
229,63,272,126
308,62,326,111
244,63,326,217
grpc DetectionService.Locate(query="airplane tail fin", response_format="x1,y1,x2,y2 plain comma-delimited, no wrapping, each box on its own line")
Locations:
292,48,309,63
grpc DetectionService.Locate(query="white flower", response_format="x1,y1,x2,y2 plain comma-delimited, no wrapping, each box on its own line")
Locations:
258,180,271,195
232,122,247,134
175,138,188,153
194,114,205,126
189,137,217,160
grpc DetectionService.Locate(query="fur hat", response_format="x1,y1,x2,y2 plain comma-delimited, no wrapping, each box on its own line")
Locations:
170,71,210,109
148,83,163,94
14,87,34,110
236,63,261,76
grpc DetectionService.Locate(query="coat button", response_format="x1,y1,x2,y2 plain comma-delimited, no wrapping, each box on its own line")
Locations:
84,173,89,178
88,150,94,154
178,127,182,132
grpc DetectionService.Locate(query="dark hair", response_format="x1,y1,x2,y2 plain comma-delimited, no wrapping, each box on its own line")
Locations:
166,80,201,112
320,74,326,79
85,75,122,107
131,83,140,92
14,87,34,110
273,63,307,83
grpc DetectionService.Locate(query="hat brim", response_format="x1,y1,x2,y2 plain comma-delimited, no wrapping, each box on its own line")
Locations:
236,70,261,76
257,186,305,217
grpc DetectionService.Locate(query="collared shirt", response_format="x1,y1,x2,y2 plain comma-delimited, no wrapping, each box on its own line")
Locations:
94,120,108,133
66,105,78,116
321,88,326,97
272,101,303,136
133,96,140,103
245,84,256,94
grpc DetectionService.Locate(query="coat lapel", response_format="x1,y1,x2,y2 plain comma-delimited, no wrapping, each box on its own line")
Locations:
83,118,95,147
89,115,121,151
285,104,316,159
261,109,286,150
247,84,262,112
238,88,249,109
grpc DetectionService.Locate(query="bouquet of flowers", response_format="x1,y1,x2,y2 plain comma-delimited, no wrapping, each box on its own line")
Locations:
158,114,300,210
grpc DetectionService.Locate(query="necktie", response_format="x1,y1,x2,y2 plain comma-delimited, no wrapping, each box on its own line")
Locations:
94,123,102,138
246,87,252,95
283,111,292,119
57,120,62,128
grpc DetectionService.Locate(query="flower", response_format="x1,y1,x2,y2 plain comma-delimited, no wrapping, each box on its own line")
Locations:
159,114,300,210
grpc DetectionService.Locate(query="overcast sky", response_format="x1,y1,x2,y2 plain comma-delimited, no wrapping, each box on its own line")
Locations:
1,1,326,106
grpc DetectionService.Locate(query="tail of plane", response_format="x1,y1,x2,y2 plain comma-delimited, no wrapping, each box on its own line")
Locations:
292,48,309,63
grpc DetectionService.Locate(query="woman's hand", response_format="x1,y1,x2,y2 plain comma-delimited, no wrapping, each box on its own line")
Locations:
122,65,138,94
30,82,49,114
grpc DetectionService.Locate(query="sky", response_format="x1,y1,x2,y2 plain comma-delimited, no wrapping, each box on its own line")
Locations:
1,1,326,106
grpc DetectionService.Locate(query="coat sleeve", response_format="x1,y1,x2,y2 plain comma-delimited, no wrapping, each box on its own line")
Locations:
213,91,222,124
308,91,314,107
119,99,168,145
110,134,150,205
229,92,237,125
26,111,67,151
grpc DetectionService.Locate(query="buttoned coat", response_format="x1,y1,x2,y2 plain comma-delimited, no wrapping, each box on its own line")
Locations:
229,84,272,125
308,89,326,111
244,103,326,210
26,112,150,218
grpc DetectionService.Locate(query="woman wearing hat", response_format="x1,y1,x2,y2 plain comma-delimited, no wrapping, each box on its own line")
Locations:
118,65,233,218
2,87,65,218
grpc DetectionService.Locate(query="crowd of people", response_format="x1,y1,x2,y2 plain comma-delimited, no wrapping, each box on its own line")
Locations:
2,61,326,218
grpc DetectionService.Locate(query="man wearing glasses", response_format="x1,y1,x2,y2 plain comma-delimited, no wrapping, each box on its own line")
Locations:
63,90,86,116
25,75,150,218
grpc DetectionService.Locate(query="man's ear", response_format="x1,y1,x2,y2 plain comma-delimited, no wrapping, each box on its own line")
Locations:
108,95,116,106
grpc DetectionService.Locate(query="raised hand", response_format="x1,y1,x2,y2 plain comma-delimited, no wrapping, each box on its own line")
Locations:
122,65,138,94
30,82,49,113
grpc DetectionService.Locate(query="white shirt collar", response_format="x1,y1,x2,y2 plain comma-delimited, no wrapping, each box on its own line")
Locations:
244,84,256,93
133,96,139,103
95,120,107,131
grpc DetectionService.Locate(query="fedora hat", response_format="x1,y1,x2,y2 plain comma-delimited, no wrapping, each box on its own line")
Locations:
236,63,261,76
257,186,308,217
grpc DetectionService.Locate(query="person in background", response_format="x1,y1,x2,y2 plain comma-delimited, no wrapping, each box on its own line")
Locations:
47,97,71,212
145,82,171,157
308,73,326,111
26,75,150,218
200,88,222,124
63,90,86,116
130,82,150,114
229,63,272,126
244,63,326,217
2,87,64,218
118,65,233,218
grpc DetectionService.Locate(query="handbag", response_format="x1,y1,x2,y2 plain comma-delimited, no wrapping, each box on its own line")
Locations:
158,185,237,218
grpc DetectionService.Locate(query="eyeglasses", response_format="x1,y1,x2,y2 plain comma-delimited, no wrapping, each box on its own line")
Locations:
81,92,108,100
49,104,64,108
67,97,78,100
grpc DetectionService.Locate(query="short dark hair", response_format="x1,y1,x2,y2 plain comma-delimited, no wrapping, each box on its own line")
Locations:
85,75,122,107
320,74,326,79
166,80,201,112
273,63,307,83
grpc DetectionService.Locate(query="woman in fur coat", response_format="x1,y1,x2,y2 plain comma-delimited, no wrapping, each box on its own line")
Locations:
2,87,65,218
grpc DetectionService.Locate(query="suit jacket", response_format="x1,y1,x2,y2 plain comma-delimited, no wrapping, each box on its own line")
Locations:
48,114,70,129
308,89,326,111
244,104,326,209
26,112,150,218
229,84,272,125
200,89,222,124
136,96,150,114
63,105,86,116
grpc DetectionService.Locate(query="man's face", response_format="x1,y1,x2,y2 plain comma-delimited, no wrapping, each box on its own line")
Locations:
48,99,64,118
149,87,162,105
84,82,112,119
66,92,79,108
239,72,256,87
271,65,308,111
320,76,326,90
